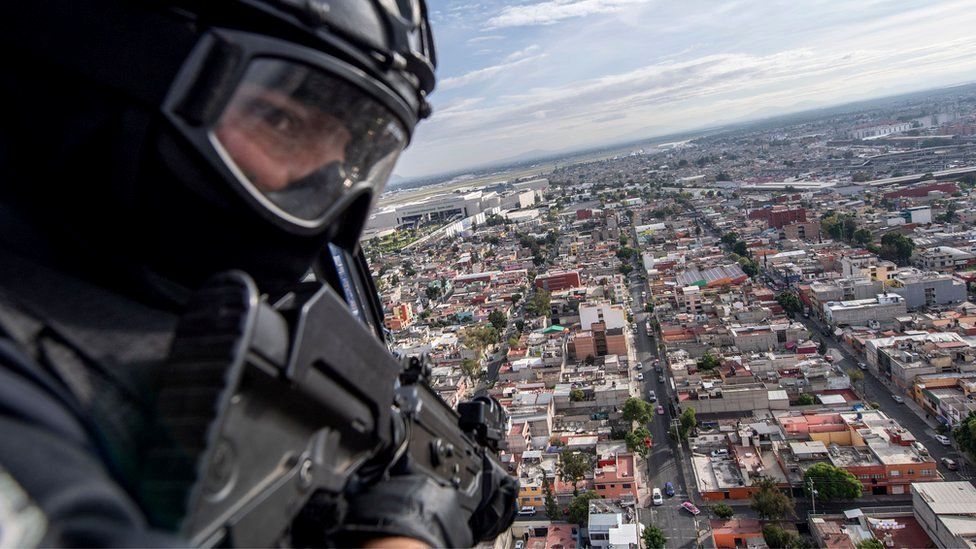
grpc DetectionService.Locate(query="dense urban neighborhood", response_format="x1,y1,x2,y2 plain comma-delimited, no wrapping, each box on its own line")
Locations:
364,86,976,549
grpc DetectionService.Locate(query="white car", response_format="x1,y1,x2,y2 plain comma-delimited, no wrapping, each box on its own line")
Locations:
637,373,644,381
652,488,663,506
935,434,951,446
892,395,905,403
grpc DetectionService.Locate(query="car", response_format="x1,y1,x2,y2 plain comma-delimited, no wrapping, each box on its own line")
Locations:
652,488,663,506
892,395,905,403
518,506,535,517
636,362,643,370
637,373,644,381
942,457,959,470
935,434,951,446
681,501,701,515
515,541,524,549
657,405,665,415
664,482,675,497
857,362,867,370
824,354,834,363
710,449,729,457
647,390,657,402
655,365,663,375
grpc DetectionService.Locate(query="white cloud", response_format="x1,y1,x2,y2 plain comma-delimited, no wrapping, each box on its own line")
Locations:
467,34,506,44
486,0,650,28
504,44,541,62
439,52,549,90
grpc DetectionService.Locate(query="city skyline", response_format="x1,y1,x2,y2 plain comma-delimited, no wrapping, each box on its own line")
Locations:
395,0,976,178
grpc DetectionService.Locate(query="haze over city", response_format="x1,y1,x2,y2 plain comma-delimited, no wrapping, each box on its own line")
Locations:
396,0,976,178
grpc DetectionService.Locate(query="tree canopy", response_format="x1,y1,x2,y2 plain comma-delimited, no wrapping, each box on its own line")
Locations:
559,451,592,494
776,292,803,314
567,491,601,526
525,290,552,317
488,309,507,331
804,462,862,500
642,525,667,549
696,352,721,371
751,476,794,520
621,397,654,424
624,426,652,458
879,233,915,265
678,408,697,440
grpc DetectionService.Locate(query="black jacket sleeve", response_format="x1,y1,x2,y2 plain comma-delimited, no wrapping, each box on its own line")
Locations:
0,338,179,547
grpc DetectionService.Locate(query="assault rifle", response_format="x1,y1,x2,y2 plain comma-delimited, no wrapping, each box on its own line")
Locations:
140,269,513,546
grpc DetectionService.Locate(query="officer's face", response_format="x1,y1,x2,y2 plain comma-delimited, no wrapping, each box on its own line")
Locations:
215,84,352,192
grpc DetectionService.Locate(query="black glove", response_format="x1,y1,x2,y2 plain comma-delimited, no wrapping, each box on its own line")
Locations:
336,475,476,548
469,456,519,543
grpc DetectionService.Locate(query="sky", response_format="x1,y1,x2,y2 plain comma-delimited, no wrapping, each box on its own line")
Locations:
394,0,976,178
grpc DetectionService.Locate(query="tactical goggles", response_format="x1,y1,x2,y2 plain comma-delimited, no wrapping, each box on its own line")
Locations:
164,29,413,234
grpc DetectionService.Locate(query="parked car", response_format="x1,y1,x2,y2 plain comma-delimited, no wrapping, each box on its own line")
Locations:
656,405,665,415
942,457,959,471
637,373,644,381
857,362,867,370
681,501,700,515
710,449,729,457
664,482,675,497
655,365,663,375
515,541,525,549
891,394,905,403
935,434,951,446
518,506,535,517
636,362,643,370
647,390,657,402
652,488,663,506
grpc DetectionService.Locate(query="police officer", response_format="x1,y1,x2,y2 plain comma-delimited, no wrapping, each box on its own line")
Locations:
0,0,512,546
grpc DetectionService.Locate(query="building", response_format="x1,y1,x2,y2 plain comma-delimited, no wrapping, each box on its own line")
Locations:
710,519,764,549
535,270,583,292
384,302,414,331
915,246,976,273
912,481,976,548
780,220,821,241
570,323,628,360
903,206,933,225
588,500,641,549
580,301,627,332
824,294,907,328
592,453,642,505
888,270,967,310
748,206,807,229
841,252,897,281
847,121,912,139
885,182,960,200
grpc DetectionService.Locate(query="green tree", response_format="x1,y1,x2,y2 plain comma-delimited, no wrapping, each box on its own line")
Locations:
856,540,884,549
776,292,803,314
570,388,585,402
849,368,865,392
763,524,800,549
696,352,721,371
488,309,507,332
721,232,739,247
541,469,559,520
713,503,734,519
559,451,592,494
797,393,815,406
853,228,873,246
751,476,794,520
733,240,750,257
804,462,862,500
678,408,697,440
619,264,633,276
567,491,601,526
622,397,654,424
460,358,480,378
515,319,525,332
526,290,552,317
425,285,441,300
879,233,916,265
507,336,520,348
642,525,667,549
645,302,655,313
624,426,652,458
953,411,976,458
740,259,759,278
818,339,827,354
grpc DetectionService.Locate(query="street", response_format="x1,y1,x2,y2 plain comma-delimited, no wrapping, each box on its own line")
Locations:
797,315,974,481
630,279,711,548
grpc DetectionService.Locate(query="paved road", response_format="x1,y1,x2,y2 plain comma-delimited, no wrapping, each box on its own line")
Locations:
797,315,973,482
630,281,711,548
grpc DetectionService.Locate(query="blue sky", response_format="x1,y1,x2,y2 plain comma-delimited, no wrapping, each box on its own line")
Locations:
394,0,976,178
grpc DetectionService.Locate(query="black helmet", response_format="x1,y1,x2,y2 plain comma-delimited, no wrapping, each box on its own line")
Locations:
0,0,436,296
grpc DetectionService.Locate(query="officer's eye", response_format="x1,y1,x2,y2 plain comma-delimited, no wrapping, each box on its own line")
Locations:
243,98,305,137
